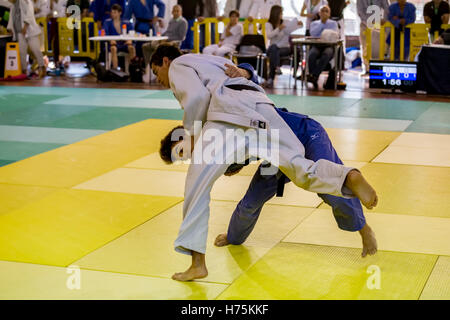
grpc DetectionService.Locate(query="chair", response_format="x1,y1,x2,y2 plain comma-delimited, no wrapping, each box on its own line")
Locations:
230,34,267,82
108,51,130,74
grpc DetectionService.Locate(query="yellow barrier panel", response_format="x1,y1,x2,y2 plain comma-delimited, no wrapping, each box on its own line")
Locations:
35,17,99,60
408,23,430,61
365,22,449,62
192,18,268,53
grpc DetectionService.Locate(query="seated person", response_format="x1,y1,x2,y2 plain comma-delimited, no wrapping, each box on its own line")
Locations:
433,28,450,44
142,4,188,68
103,4,135,70
202,9,243,57
423,0,449,40
307,5,338,90
265,5,303,88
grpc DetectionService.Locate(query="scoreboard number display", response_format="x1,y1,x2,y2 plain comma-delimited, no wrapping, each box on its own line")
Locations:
369,60,418,92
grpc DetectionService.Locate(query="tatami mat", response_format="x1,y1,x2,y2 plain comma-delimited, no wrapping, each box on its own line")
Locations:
373,132,450,167
0,260,226,300
283,208,450,256
0,184,59,217
324,128,400,162
358,163,450,218
420,256,450,300
0,189,181,266
217,243,437,299
74,201,314,284
74,168,324,208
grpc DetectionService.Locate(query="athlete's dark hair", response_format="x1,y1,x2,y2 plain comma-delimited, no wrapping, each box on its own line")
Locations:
150,43,183,67
159,125,185,164
229,10,240,17
111,4,122,12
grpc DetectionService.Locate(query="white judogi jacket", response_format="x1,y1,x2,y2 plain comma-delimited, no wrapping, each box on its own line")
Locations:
169,54,275,136
7,0,42,40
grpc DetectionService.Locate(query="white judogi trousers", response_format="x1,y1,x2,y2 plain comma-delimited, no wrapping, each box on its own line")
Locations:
174,103,355,255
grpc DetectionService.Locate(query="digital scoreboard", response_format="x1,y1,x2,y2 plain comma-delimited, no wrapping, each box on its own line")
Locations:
369,60,418,92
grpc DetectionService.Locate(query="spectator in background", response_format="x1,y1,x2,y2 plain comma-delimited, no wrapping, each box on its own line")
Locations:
91,0,126,30
66,0,89,17
307,5,338,89
7,0,46,77
301,0,328,36
248,0,281,21
198,0,217,51
221,0,253,19
202,9,242,56
124,0,165,35
424,0,449,39
264,4,303,88
47,0,67,69
178,0,203,50
387,0,416,60
327,0,349,48
33,0,49,18
142,4,187,70
357,0,389,75
104,4,135,70
433,27,450,44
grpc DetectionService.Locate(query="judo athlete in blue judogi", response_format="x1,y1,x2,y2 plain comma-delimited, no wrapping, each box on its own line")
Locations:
208,63,377,258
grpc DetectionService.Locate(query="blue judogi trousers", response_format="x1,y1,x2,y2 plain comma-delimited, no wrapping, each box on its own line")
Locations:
227,108,366,245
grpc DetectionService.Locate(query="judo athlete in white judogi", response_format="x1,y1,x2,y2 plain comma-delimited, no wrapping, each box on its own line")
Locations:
150,44,378,281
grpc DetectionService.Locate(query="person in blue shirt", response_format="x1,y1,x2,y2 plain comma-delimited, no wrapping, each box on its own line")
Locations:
91,0,126,29
308,5,339,89
124,0,165,35
103,4,136,70
387,0,416,60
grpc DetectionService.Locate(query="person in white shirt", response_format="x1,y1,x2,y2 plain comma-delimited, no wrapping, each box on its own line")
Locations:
202,9,243,57
7,0,46,77
248,0,281,21
221,0,253,18
307,5,338,89
265,4,303,88
48,0,67,68
33,0,49,18
300,0,328,36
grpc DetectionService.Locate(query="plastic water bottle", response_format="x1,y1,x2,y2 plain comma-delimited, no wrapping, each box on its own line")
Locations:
149,29,153,37
122,24,127,35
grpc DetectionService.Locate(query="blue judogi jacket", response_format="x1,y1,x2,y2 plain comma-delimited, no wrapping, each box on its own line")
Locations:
123,0,165,34
103,18,134,35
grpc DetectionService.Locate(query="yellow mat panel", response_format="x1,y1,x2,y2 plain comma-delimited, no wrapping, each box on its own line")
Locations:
0,119,181,188
74,201,314,284
283,209,450,256
373,146,450,167
390,132,450,149
0,184,58,217
0,189,182,266
217,243,437,300
359,163,450,218
420,256,450,300
325,128,400,162
0,261,227,300
74,168,324,208
79,119,181,150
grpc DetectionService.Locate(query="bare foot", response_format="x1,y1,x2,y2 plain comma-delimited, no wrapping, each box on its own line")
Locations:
359,224,378,258
172,251,208,281
345,170,378,209
172,265,208,281
214,233,229,247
